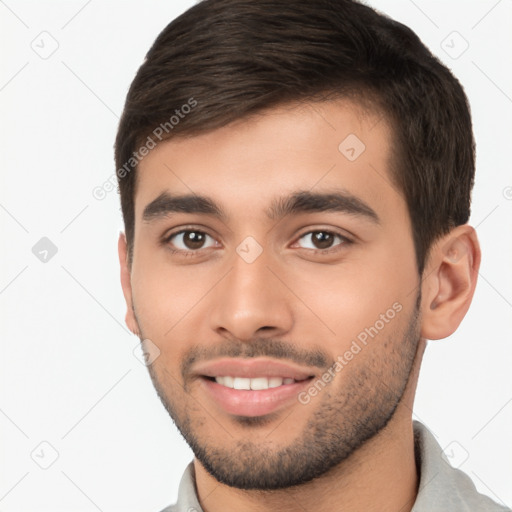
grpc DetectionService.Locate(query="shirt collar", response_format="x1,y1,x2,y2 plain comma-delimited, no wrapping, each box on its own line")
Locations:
169,421,508,512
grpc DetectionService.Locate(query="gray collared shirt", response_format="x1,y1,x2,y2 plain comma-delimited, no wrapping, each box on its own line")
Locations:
159,422,510,511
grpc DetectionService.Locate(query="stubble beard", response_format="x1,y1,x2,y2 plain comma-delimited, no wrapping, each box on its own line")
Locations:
142,297,421,490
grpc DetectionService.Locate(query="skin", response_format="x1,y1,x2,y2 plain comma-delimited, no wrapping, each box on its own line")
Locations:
119,99,481,512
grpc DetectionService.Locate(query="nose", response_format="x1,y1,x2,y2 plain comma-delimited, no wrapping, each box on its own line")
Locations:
208,251,294,342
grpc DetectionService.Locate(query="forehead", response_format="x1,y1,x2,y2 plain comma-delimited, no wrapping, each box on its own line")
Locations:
134,99,404,225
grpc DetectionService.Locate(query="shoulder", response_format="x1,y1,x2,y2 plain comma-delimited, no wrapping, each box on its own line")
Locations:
155,462,203,512
412,422,511,512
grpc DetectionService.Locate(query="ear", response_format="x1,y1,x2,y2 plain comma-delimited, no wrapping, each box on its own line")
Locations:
420,225,481,340
118,232,140,336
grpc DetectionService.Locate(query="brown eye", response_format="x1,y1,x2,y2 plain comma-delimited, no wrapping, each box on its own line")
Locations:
167,230,216,251
183,231,206,249
312,231,335,249
297,231,348,250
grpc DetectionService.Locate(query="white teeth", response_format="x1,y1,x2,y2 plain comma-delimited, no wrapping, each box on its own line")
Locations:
223,376,234,388
268,377,284,388
214,376,297,390
250,377,269,390
233,377,251,390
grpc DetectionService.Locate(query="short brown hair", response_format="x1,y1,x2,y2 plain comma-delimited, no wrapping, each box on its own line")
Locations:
115,0,475,274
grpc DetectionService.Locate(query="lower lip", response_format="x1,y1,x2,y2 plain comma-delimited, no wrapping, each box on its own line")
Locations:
200,377,314,417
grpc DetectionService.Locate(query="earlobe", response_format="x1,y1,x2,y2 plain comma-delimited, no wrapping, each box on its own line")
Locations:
420,225,481,340
118,232,140,336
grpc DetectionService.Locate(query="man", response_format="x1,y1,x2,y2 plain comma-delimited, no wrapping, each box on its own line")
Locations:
115,0,510,510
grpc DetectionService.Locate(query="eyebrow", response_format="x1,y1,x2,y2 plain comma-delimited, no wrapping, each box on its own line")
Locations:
143,192,225,222
142,190,380,224
267,190,379,223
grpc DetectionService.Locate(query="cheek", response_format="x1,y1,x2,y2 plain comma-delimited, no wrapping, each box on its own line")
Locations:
286,248,416,350
130,249,221,343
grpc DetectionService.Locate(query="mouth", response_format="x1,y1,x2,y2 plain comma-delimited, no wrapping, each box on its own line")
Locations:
193,358,317,418
205,375,311,390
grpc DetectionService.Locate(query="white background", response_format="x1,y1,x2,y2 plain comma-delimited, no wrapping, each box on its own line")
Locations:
1,1,511,510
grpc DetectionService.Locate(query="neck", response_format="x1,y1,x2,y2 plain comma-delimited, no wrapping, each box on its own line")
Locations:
194,339,426,512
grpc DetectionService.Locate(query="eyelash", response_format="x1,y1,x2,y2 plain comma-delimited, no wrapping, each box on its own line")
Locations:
162,228,353,257
162,228,218,257
292,231,353,253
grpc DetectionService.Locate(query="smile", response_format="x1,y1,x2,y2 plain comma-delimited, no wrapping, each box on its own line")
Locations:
213,376,304,390
192,358,319,417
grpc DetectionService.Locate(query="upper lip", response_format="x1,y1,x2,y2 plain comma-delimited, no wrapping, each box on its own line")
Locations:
193,358,316,380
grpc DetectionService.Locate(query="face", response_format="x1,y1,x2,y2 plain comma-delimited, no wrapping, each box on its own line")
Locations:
124,100,422,489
